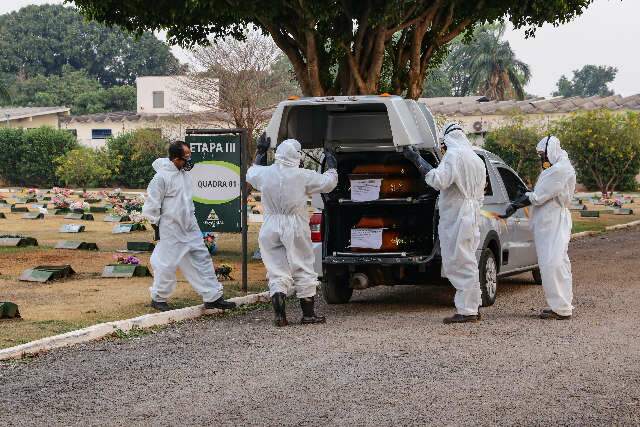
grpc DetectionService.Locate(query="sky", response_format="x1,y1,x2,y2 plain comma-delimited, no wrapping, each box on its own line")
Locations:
2,0,638,98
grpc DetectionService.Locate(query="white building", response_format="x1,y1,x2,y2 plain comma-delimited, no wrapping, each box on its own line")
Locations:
61,75,223,147
0,106,70,129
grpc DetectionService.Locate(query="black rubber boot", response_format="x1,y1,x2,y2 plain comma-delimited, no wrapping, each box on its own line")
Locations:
443,313,481,324
271,292,288,327
300,296,326,325
151,300,171,312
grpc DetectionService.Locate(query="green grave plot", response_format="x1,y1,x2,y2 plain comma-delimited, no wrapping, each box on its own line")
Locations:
59,224,86,233
104,214,130,222
101,264,152,278
0,302,21,319
126,241,155,252
580,210,600,218
10,205,29,213
0,199,7,204
112,223,146,234
22,212,44,220
54,208,70,215
89,206,108,213
64,212,94,221
0,235,38,247
19,265,75,283
613,208,633,215
55,240,99,251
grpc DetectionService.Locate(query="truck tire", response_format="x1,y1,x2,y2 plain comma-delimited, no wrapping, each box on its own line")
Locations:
479,248,498,307
322,277,353,304
532,268,543,285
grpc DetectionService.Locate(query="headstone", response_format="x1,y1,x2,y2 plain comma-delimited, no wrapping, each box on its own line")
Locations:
18,265,75,282
10,205,29,213
54,208,70,215
0,213,6,219
126,241,155,252
14,197,27,204
22,212,44,220
60,224,85,233
613,208,633,215
0,302,20,319
90,206,108,213
112,223,145,234
30,204,44,209
55,240,99,250
0,199,7,204
0,236,38,247
85,198,101,204
64,212,94,221
104,214,130,222
101,264,152,278
24,197,37,203
41,196,51,201
580,210,600,218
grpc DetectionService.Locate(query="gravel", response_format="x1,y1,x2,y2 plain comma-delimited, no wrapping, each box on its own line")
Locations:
1,228,640,426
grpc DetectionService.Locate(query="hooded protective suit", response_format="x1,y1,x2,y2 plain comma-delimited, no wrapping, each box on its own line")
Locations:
142,158,223,303
425,124,486,315
526,136,576,316
247,139,338,298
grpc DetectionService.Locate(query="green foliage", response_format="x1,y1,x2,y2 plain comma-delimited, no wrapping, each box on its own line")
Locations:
552,110,640,194
553,65,617,97
0,127,77,186
3,66,136,114
484,117,546,186
0,79,10,103
421,67,454,98
71,0,594,98
106,129,168,188
54,146,120,189
0,4,184,86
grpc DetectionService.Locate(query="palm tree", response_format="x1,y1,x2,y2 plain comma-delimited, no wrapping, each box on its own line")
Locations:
449,24,530,100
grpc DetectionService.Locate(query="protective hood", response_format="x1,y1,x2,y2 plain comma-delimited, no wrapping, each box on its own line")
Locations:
441,122,472,151
152,158,179,173
275,139,302,168
536,136,568,165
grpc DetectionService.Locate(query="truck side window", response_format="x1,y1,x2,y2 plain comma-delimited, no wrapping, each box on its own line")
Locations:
497,167,528,201
476,154,492,196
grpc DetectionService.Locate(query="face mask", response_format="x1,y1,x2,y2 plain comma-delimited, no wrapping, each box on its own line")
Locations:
182,156,194,171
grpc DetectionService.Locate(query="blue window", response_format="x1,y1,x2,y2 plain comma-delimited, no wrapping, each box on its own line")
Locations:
92,129,112,139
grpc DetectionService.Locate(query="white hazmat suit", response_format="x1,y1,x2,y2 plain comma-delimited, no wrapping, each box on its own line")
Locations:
142,158,223,303
247,139,338,298
526,136,576,316
425,125,486,315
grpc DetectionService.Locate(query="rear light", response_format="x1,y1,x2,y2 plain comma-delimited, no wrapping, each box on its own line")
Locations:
309,212,323,242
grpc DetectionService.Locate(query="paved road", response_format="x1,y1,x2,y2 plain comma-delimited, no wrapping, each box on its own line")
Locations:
2,229,640,426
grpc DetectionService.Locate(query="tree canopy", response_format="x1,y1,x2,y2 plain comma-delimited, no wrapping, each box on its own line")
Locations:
71,0,594,99
553,65,617,98
0,4,184,86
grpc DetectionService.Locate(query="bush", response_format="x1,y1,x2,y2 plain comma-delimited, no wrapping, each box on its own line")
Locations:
0,126,77,186
55,147,121,189
106,129,168,188
483,116,546,187
552,110,640,194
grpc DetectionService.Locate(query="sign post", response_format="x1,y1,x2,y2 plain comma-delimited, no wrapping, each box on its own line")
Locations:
185,129,249,293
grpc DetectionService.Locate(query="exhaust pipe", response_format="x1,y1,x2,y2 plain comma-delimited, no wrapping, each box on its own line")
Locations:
350,273,369,290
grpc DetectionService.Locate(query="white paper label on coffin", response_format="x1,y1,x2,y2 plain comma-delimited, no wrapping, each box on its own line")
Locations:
350,179,381,202
351,228,383,249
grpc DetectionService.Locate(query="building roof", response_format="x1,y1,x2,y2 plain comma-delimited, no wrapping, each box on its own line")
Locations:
61,110,234,124
419,94,640,116
0,106,70,121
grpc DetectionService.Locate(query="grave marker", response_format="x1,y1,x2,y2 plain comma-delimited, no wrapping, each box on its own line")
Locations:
126,241,155,252
613,208,633,215
60,224,85,233
0,302,20,319
101,264,152,278
580,211,600,218
0,213,6,219
90,206,108,213
22,212,44,220
112,223,146,234
55,240,99,250
104,214,130,222
18,265,75,282
10,205,29,213
0,236,38,247
54,208,70,215
64,212,94,221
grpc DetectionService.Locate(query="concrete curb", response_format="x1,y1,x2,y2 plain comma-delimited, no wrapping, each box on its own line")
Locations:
571,219,640,240
0,291,270,361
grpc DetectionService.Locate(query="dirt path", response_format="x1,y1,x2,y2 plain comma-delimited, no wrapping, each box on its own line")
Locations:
2,228,640,426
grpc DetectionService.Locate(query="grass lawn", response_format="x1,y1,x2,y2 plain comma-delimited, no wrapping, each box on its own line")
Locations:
0,190,268,349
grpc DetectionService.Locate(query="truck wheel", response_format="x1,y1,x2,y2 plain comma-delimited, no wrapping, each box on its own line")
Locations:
322,277,353,304
479,248,497,307
532,268,543,285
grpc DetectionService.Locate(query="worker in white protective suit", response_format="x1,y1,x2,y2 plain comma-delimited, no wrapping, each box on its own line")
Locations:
142,141,236,312
403,122,486,323
247,135,338,326
500,136,576,319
